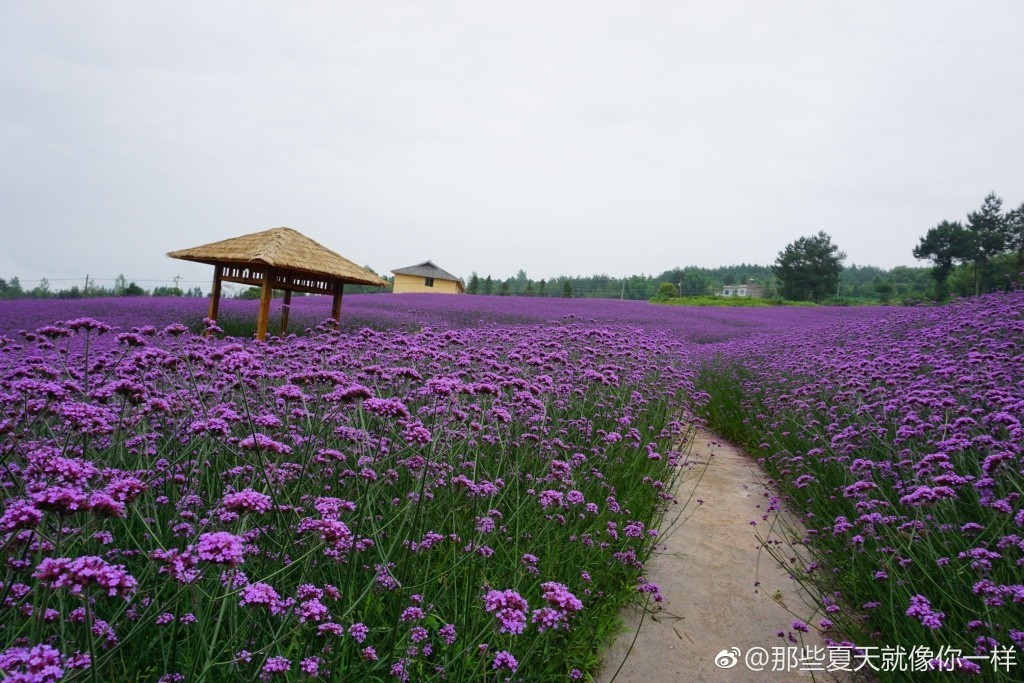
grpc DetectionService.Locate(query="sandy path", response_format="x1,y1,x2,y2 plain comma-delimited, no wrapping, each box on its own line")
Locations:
597,429,835,682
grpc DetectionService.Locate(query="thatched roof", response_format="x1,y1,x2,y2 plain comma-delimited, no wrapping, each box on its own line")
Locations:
391,260,464,284
168,227,388,287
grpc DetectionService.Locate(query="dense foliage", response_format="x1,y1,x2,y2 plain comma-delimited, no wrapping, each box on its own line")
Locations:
915,192,1024,299
772,231,846,302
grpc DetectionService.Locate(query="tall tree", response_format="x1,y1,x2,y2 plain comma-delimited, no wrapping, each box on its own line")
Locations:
913,220,971,301
965,192,1008,295
1005,201,1024,276
482,276,493,295
562,280,573,298
467,272,480,294
538,279,546,297
772,231,846,302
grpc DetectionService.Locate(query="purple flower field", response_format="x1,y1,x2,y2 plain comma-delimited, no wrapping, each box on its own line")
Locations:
697,291,1024,677
1,300,699,681
1,292,1021,680
0,294,880,344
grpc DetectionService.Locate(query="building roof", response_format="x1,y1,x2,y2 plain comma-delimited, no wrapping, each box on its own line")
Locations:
391,260,464,284
167,227,388,287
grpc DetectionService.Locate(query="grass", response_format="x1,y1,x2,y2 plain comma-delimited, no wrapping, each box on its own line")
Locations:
649,295,817,307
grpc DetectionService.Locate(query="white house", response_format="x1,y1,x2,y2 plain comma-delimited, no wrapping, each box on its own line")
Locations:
721,279,763,297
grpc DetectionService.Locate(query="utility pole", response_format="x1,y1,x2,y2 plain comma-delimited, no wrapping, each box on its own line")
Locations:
173,274,182,289
84,274,89,295
621,280,625,300
679,281,683,298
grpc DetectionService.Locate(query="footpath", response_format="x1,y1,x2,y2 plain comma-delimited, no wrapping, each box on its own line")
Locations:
598,429,839,682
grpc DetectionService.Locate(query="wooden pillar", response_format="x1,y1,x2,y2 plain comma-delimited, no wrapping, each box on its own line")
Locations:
256,270,273,340
208,265,223,323
331,282,344,323
279,289,292,336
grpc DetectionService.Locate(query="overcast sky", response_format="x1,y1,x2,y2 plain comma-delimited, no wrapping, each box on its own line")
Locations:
2,1,1023,291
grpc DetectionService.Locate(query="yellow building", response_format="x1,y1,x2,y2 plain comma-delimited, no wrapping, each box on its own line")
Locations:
391,261,466,294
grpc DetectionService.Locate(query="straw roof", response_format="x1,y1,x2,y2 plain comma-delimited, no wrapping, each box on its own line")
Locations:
391,260,464,284
168,227,388,287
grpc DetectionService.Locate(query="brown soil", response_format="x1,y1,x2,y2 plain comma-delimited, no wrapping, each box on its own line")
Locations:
597,429,838,682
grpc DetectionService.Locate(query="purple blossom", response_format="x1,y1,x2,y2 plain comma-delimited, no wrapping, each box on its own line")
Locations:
492,650,518,671
33,556,137,599
906,595,945,630
195,532,246,567
483,589,529,635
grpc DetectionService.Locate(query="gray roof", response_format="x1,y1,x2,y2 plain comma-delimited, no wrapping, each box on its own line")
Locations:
391,260,464,283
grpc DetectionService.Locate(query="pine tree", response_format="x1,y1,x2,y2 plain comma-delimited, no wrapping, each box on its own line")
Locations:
772,231,846,302
913,220,971,301
965,192,1008,295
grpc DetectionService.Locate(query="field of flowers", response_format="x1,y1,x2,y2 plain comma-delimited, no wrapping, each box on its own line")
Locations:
0,308,697,681
697,291,1024,678
0,294,881,343
2,291,1021,681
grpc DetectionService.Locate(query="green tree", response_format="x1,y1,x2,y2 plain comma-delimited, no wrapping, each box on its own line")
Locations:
538,279,546,297
873,277,895,304
238,287,262,300
656,282,678,299
772,231,846,302
514,269,528,294
965,192,1008,295
912,220,971,301
123,281,146,296
524,282,534,296
31,277,52,298
1005,201,1024,277
499,280,510,296
467,272,480,294
482,276,494,295
562,280,573,298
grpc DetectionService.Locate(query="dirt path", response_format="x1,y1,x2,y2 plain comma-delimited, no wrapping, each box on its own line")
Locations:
597,429,834,682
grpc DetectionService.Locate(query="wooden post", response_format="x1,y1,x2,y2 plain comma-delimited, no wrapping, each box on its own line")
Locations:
208,265,223,323
331,282,344,323
256,270,273,340
279,289,292,336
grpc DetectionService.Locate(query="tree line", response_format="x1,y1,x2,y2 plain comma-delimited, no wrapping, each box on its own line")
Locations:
760,192,1023,305
0,275,205,300
913,192,1023,300
463,262,933,303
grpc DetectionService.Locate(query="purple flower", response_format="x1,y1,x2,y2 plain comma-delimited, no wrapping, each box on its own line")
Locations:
240,582,281,611
261,656,291,679
0,500,43,531
439,623,457,645
195,532,246,567
33,556,137,599
906,595,945,629
223,489,273,515
0,644,67,682
239,433,292,454
483,589,529,635
492,650,518,672
349,622,369,643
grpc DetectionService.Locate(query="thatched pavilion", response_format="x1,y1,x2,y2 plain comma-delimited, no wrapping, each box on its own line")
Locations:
168,227,388,339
